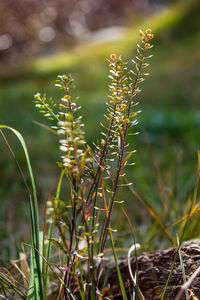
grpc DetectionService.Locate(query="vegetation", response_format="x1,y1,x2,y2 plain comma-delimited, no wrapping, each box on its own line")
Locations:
0,1,199,298
0,29,155,299
0,0,199,252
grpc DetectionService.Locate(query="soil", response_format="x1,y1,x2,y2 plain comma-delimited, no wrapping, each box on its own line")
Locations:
99,239,200,299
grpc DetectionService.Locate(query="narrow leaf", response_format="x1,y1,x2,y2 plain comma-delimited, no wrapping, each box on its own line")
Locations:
121,151,135,168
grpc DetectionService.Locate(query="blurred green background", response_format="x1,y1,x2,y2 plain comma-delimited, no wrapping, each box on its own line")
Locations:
0,0,200,263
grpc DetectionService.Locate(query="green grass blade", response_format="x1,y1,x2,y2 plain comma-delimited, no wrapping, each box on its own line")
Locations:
27,249,40,300
0,126,45,300
161,153,200,300
109,227,128,300
0,271,26,299
44,170,65,289
177,237,190,300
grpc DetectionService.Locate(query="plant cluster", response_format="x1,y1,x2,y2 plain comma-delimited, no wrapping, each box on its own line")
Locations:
0,29,154,299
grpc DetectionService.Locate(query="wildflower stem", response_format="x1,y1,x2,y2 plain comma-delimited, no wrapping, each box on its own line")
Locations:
99,44,146,256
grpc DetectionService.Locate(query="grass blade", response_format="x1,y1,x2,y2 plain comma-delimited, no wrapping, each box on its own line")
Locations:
27,249,40,300
0,126,45,300
44,170,65,289
109,227,128,300
161,152,200,300
128,184,175,244
177,236,190,300
0,271,26,299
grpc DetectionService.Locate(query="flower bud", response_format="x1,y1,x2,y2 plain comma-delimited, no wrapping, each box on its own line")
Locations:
139,30,144,36
64,95,71,100
101,139,106,146
124,118,130,124
110,53,117,60
142,37,147,42
121,104,127,110
145,43,150,49
146,28,152,34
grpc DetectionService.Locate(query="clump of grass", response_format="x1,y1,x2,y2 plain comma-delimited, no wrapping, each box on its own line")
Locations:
0,29,154,299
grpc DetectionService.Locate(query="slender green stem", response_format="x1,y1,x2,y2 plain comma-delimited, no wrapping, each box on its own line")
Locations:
109,226,128,300
45,170,65,290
